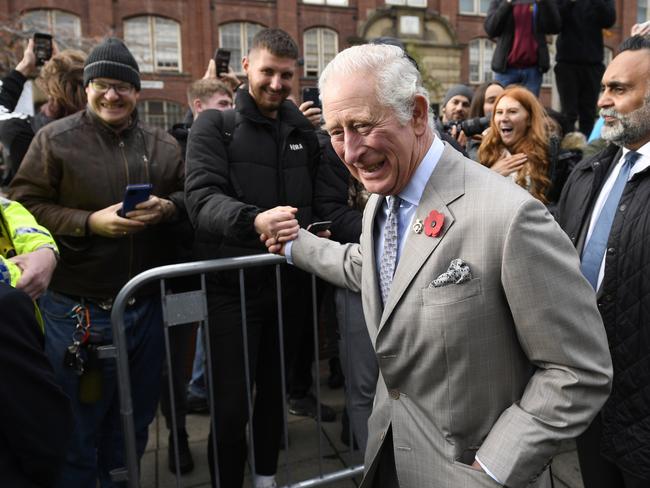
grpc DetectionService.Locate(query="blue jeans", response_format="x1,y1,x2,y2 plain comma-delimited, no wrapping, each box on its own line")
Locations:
494,66,543,96
188,325,207,399
40,291,164,488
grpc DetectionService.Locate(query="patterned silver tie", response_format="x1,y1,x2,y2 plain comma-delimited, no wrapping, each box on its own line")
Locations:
379,196,401,305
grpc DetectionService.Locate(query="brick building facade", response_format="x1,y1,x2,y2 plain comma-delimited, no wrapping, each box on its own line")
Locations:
4,0,639,128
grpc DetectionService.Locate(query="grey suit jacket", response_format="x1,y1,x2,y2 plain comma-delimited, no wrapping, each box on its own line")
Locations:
292,143,612,488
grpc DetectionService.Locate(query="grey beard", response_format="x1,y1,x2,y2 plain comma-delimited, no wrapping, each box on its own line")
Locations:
600,96,650,147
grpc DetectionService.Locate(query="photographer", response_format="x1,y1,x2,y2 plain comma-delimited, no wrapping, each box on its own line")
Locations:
438,84,473,147
466,81,505,161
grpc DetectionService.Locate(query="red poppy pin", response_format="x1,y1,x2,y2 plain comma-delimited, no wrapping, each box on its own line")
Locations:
424,210,444,237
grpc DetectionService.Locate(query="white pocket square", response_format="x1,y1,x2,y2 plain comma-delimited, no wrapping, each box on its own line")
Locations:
430,259,472,288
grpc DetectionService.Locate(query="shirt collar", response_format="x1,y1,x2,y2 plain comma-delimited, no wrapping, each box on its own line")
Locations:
398,135,445,207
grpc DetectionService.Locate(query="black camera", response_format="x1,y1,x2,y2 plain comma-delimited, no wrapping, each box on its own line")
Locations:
443,116,490,138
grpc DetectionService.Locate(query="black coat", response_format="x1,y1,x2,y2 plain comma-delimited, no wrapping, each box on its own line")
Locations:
555,0,616,65
313,131,362,245
556,144,650,479
484,0,561,74
0,284,72,487
185,89,319,288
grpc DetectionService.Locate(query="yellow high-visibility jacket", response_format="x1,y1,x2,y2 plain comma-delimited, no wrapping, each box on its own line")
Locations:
0,196,58,287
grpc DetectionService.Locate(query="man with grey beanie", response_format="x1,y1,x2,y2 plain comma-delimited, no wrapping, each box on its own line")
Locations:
10,37,185,488
437,84,474,149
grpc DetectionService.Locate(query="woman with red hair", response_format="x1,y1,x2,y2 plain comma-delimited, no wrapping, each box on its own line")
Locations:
478,86,554,204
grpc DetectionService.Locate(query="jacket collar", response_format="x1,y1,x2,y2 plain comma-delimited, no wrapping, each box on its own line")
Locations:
84,107,140,137
235,87,314,131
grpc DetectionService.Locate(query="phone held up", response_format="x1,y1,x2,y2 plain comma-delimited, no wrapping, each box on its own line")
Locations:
302,87,321,109
214,48,231,76
307,220,332,235
119,184,153,218
33,33,53,67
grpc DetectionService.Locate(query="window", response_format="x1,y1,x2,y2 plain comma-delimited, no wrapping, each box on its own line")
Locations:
303,0,349,5
385,0,427,7
639,0,650,23
124,16,181,73
303,28,338,77
137,100,183,130
219,22,265,73
459,0,490,15
468,39,495,84
21,9,81,45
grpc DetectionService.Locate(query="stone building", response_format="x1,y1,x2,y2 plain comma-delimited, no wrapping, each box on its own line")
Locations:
6,0,638,129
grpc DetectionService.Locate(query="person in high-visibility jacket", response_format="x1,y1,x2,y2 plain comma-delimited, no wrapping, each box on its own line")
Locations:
0,195,58,299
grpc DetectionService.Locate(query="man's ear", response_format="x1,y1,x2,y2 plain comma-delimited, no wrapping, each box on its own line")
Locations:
412,94,429,136
242,56,250,75
192,98,202,115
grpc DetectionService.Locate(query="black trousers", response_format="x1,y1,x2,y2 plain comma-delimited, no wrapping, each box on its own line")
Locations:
554,62,605,137
577,414,650,488
206,273,312,487
160,323,194,431
371,428,399,488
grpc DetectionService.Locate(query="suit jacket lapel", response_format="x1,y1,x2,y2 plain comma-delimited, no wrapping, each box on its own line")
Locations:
379,144,465,328
362,193,383,336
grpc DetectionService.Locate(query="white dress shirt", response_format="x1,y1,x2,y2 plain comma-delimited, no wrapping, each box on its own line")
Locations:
584,141,650,290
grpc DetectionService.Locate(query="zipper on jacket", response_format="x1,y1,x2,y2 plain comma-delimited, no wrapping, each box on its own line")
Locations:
117,137,134,280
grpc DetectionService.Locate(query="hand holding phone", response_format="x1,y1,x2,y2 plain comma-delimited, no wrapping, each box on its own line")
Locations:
119,184,153,217
214,49,231,77
302,87,321,109
33,33,53,67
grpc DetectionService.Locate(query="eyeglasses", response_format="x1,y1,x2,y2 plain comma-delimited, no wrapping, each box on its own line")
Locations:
89,80,135,95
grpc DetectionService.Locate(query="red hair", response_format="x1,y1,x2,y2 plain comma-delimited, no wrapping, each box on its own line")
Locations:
477,86,550,203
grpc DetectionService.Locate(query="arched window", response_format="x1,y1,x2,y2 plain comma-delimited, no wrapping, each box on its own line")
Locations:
303,28,338,78
21,9,81,47
219,22,265,73
468,38,495,84
137,100,184,130
124,16,182,73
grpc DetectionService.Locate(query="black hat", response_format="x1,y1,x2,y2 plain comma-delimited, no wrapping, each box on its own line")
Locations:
84,37,140,91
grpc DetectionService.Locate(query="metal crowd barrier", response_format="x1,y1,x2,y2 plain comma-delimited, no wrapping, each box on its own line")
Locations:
108,254,364,487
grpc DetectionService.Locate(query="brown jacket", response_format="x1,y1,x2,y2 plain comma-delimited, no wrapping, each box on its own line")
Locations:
9,108,184,298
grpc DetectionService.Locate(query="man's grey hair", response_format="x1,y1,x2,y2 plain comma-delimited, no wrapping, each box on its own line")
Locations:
318,44,429,125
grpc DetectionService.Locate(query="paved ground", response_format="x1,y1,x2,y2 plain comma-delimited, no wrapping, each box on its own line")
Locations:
140,363,585,488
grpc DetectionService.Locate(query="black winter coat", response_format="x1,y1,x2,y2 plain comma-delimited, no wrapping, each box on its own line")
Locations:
484,0,561,74
0,284,72,487
556,144,650,479
185,89,319,288
555,0,615,65
313,131,363,245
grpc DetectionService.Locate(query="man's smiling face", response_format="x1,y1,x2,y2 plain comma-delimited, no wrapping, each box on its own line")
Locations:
323,73,422,196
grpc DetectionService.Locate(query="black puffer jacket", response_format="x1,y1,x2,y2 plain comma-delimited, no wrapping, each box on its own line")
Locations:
185,89,319,287
556,144,650,479
484,0,561,74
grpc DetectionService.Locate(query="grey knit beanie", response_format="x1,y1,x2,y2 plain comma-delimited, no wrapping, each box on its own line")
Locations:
84,38,140,91
442,84,474,109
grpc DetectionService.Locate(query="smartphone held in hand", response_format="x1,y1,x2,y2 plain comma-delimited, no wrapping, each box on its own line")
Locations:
33,33,53,66
119,184,152,217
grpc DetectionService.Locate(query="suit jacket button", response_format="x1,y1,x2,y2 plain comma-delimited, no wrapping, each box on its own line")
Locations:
389,389,400,400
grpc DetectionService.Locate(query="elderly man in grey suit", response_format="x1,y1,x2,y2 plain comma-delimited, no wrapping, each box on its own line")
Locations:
260,44,613,488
